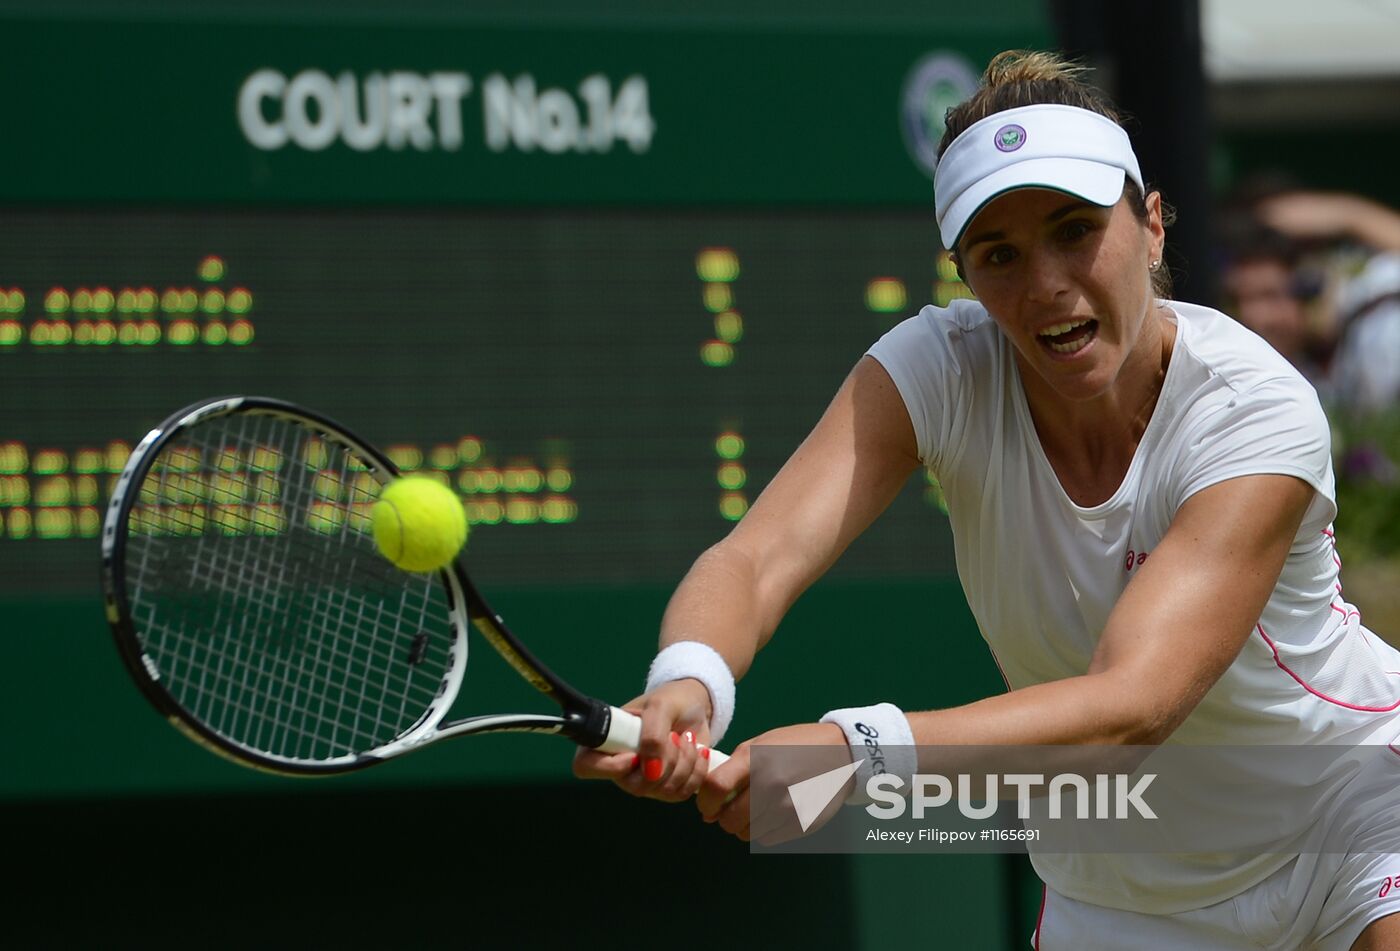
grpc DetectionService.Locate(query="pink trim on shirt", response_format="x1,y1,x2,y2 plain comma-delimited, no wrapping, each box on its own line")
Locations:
1322,530,1345,594
1330,603,1360,623
1256,625,1400,712
1034,884,1046,951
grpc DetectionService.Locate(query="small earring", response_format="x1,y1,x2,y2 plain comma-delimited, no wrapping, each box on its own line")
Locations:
1149,260,1161,272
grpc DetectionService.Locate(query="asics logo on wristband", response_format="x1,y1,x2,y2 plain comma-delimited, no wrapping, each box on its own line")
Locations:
855,721,887,775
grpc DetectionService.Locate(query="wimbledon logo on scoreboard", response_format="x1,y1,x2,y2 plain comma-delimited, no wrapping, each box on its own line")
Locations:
899,51,979,181
237,69,656,156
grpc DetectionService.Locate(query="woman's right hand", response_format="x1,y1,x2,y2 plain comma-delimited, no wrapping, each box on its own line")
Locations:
571,678,715,802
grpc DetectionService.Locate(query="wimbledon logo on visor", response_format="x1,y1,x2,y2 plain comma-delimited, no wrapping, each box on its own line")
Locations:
995,124,1027,152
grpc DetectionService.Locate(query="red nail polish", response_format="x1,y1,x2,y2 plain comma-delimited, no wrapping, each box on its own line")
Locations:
630,754,640,769
644,758,663,781
669,731,680,747
700,747,711,760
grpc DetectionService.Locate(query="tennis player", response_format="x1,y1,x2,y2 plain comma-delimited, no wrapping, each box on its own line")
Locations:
575,51,1400,950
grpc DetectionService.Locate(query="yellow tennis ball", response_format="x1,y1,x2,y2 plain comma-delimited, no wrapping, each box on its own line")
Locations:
371,476,468,572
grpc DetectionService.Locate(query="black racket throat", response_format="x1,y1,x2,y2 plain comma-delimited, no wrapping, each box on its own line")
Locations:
456,588,615,749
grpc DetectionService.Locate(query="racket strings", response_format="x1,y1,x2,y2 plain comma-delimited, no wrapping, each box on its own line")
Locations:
145,576,438,753
124,411,457,763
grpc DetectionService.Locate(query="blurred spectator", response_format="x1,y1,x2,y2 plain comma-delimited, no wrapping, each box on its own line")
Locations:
1254,191,1400,256
1329,251,1400,413
1220,186,1400,412
1218,222,1331,391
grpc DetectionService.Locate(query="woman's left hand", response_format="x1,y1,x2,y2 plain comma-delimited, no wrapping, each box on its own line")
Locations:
695,721,853,846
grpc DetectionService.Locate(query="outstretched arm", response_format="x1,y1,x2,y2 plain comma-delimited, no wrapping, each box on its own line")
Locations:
696,472,1315,843
901,472,1314,748
573,355,921,797
657,356,922,678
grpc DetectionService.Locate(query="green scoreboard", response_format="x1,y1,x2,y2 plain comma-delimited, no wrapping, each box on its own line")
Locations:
1,0,1049,798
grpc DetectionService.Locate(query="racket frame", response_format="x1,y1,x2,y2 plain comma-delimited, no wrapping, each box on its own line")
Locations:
101,395,625,776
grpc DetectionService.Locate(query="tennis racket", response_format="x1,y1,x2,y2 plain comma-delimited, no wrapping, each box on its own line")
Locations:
101,395,727,776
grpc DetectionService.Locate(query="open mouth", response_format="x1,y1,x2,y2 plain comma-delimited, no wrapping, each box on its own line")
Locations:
1037,318,1098,355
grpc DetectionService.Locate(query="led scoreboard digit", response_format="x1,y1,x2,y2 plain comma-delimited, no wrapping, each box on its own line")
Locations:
0,6,1051,596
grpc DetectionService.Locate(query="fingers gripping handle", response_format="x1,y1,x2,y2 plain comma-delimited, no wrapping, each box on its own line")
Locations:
599,707,730,767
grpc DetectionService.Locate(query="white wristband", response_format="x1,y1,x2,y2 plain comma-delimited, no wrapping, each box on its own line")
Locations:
820,702,917,805
645,641,736,745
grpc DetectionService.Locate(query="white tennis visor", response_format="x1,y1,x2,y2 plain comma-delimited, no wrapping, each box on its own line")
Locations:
934,103,1144,250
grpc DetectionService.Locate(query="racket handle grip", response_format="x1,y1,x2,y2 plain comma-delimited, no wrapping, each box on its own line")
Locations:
602,707,730,767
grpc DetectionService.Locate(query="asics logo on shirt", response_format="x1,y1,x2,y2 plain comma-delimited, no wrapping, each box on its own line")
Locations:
1124,549,1151,572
